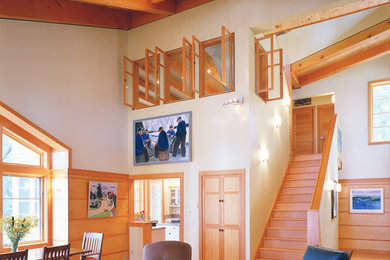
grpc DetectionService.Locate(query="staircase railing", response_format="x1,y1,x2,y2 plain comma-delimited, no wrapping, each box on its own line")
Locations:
307,114,338,246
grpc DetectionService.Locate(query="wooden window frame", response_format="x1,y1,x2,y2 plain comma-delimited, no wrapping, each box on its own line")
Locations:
368,78,390,145
255,36,284,103
199,33,235,98
0,117,52,253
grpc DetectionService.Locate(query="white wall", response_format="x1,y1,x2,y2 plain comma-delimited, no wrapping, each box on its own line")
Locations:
319,121,339,249
293,55,390,179
0,20,129,173
126,1,340,259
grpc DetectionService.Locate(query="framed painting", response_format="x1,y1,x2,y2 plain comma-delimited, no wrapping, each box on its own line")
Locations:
133,111,191,165
88,182,117,218
350,188,384,213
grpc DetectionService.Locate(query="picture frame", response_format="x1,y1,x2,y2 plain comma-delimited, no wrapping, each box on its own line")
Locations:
331,190,338,218
88,181,117,218
133,111,191,166
350,188,384,213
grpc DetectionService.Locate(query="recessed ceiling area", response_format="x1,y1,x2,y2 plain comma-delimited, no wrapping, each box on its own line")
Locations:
0,0,214,30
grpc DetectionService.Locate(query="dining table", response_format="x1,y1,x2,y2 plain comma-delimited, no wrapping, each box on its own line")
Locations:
27,247,92,259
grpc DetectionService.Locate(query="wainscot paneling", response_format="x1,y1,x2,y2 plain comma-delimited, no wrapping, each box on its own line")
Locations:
68,169,129,260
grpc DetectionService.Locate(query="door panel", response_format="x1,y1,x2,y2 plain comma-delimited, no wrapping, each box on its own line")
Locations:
223,176,240,192
223,193,240,226
205,177,220,193
293,106,315,154
204,193,220,225
223,229,240,260
317,104,335,153
204,227,221,260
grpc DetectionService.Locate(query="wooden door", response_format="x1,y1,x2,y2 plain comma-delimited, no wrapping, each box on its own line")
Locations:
317,104,335,153
293,106,315,154
199,170,245,260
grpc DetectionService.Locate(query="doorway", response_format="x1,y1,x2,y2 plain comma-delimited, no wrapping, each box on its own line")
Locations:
293,94,335,154
199,169,245,260
129,173,184,241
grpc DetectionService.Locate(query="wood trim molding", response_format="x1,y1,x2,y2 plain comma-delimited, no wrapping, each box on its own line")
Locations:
339,178,390,184
129,172,184,241
68,168,128,179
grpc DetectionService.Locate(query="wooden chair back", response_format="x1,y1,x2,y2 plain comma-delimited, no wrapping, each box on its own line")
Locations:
42,244,70,260
0,250,28,260
81,232,104,260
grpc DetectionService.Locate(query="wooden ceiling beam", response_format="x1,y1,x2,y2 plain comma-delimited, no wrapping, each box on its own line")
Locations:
292,19,390,74
296,34,390,87
264,0,390,36
0,0,132,29
131,0,214,28
71,0,175,15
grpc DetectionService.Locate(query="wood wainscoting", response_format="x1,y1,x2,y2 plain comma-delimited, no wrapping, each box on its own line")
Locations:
68,169,129,260
339,178,390,254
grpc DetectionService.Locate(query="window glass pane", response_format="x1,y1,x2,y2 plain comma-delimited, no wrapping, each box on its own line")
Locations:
373,113,390,127
373,99,390,113
2,134,41,166
2,176,42,244
373,127,390,142
373,84,390,100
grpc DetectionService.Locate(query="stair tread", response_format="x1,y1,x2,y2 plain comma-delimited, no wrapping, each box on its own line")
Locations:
267,226,307,230
284,178,317,180
260,247,305,252
281,185,315,188
273,209,307,211
270,218,307,221
264,236,306,241
277,201,310,203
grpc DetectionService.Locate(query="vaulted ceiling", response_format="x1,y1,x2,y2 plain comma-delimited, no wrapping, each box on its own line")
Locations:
0,0,214,29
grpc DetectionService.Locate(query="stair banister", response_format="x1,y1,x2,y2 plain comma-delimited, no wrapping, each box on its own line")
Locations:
307,114,338,246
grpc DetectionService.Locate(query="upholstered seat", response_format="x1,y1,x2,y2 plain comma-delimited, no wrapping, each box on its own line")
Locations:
303,246,353,260
143,241,191,260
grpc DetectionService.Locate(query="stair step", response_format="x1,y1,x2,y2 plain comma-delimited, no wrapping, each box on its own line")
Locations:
278,193,312,202
263,237,307,250
288,166,320,173
286,172,318,180
273,209,307,219
292,160,321,167
283,179,316,187
269,218,307,228
280,186,314,194
294,154,322,161
258,247,305,260
276,202,310,210
266,227,307,239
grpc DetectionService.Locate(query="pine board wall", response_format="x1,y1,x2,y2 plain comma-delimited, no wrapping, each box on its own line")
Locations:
68,169,129,260
338,178,390,252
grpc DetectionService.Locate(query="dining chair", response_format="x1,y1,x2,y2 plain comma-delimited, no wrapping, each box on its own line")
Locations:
143,241,191,260
42,244,70,260
80,232,104,260
0,250,28,260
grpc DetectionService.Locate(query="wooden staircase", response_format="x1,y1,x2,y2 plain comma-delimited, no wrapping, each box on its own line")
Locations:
256,153,322,260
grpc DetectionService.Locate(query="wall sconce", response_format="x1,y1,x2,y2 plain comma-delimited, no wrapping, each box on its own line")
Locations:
260,148,269,163
223,97,243,108
274,115,282,129
335,182,341,192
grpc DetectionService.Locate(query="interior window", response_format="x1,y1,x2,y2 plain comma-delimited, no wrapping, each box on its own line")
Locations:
369,79,390,144
200,32,235,97
2,175,43,244
2,133,41,166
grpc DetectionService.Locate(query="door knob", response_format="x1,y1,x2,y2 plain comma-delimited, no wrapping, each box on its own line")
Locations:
320,137,325,140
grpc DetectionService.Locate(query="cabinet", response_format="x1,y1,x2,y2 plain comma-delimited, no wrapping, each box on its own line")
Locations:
199,170,244,260
170,188,180,206
165,225,180,241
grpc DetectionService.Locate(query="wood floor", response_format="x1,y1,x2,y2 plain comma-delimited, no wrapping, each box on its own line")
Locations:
352,251,390,260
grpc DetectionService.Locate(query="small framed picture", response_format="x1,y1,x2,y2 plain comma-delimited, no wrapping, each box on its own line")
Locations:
331,190,338,218
350,188,384,213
